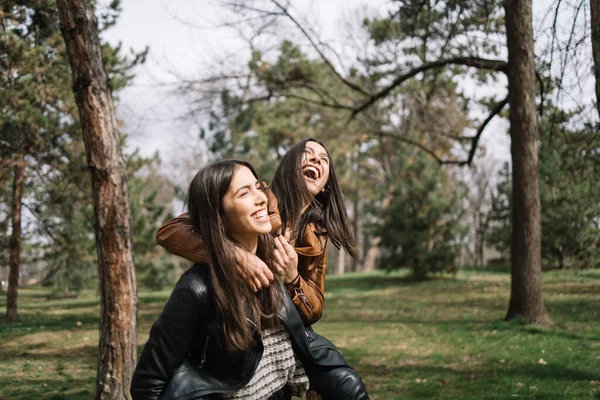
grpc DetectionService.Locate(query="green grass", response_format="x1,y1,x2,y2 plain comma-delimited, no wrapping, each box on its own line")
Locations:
1,269,599,399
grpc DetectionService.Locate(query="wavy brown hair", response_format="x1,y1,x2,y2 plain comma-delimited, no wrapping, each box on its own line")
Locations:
271,139,358,258
187,160,281,351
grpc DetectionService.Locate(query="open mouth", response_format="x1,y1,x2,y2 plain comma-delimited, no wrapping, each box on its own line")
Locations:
251,209,268,221
302,165,320,181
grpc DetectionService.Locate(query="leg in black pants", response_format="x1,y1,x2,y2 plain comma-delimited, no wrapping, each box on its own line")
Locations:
305,364,369,400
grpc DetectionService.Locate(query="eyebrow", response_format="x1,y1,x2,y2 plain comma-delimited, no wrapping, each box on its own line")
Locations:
233,180,260,196
305,147,329,158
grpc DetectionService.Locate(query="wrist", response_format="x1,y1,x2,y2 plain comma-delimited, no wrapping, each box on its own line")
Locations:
285,273,300,285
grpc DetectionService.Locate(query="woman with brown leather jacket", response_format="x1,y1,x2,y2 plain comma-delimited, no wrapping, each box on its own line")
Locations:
156,139,357,326
132,160,368,399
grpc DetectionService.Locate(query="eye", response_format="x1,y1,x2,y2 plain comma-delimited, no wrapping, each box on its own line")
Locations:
321,156,329,164
239,190,250,197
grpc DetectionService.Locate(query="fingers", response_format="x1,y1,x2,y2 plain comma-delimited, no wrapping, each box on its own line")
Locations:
273,238,288,268
234,249,274,292
275,235,295,256
252,277,263,292
273,235,298,283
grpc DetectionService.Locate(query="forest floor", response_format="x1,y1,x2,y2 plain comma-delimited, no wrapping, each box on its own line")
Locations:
1,268,599,399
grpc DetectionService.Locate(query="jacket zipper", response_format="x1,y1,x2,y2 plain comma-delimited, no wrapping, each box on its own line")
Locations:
199,336,210,368
296,288,313,312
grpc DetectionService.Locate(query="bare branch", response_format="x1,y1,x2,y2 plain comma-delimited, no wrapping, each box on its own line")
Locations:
283,93,355,110
465,96,509,165
368,95,508,167
374,131,468,166
349,57,508,119
269,0,371,96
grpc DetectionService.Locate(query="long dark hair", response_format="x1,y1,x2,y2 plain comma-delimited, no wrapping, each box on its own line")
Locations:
271,139,358,258
187,160,281,351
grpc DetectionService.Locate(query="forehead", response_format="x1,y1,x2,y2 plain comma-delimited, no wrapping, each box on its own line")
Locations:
227,166,256,192
305,141,327,155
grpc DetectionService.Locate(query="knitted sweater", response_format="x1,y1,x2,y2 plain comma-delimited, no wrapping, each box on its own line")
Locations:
222,323,309,400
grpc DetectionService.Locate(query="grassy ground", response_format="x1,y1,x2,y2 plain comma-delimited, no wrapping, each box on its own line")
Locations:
1,269,599,399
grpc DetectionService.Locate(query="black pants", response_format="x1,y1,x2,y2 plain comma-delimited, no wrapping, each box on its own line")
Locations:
304,365,370,400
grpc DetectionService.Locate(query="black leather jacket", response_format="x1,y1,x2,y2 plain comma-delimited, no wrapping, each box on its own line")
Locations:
131,264,369,400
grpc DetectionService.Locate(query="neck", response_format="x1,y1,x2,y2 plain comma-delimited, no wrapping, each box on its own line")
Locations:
232,234,258,254
301,195,315,214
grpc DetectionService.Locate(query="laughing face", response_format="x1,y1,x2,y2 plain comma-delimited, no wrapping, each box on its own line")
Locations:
301,141,330,196
222,165,272,249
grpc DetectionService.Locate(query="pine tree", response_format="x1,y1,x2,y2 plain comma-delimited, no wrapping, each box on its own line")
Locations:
376,150,468,278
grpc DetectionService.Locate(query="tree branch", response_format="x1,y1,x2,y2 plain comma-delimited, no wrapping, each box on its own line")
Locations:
269,0,371,96
350,57,508,118
374,131,468,166
465,96,509,165
370,95,508,167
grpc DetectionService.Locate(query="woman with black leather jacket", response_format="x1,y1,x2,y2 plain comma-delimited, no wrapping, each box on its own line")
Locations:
131,160,369,400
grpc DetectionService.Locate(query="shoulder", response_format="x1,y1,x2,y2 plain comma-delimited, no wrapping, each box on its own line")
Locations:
177,263,211,299
295,223,328,256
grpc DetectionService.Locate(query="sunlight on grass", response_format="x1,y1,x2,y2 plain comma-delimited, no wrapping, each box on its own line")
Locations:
1,269,599,399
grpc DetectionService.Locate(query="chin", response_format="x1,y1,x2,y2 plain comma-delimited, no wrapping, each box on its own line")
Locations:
254,222,272,235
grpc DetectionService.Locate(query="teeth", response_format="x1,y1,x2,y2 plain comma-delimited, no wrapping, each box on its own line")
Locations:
304,166,319,180
252,210,267,219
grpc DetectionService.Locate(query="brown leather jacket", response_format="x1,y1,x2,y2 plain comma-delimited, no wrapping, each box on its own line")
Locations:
156,190,328,326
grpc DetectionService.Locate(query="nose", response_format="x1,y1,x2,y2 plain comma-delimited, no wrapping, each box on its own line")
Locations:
254,188,267,205
308,154,320,164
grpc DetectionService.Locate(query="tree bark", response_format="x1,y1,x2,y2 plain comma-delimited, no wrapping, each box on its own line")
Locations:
56,1,138,399
363,190,394,272
337,248,346,275
350,194,360,272
351,151,361,272
591,0,600,120
503,0,552,324
6,151,25,322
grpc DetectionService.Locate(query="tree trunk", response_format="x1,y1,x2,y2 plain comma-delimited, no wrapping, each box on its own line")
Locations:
350,151,361,272
6,151,25,322
337,248,346,275
56,1,138,399
350,195,360,272
591,0,600,120
363,190,394,272
503,0,552,324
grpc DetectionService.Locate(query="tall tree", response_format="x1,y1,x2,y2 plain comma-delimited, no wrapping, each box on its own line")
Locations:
488,111,600,271
591,0,600,119
6,149,26,321
1,0,75,320
56,0,137,398
503,0,551,324
177,0,567,321
375,148,468,278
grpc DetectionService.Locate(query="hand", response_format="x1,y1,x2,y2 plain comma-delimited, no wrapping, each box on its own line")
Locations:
233,247,274,292
273,235,299,284
306,390,322,400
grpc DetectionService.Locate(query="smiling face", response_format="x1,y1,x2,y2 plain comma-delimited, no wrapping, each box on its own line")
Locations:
301,141,330,195
222,166,272,251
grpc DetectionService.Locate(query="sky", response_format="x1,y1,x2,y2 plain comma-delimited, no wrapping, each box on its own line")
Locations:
99,0,587,170
101,0,392,161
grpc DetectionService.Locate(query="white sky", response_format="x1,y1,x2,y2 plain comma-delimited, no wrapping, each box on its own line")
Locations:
102,0,392,161
100,0,594,171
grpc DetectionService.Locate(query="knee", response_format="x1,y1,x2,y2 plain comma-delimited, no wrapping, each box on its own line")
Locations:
313,367,369,400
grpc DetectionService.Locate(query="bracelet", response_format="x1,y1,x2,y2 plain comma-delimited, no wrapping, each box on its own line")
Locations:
285,273,300,285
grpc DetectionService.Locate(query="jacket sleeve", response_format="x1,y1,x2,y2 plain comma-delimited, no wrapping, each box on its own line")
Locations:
131,275,208,400
285,251,326,326
156,213,208,264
